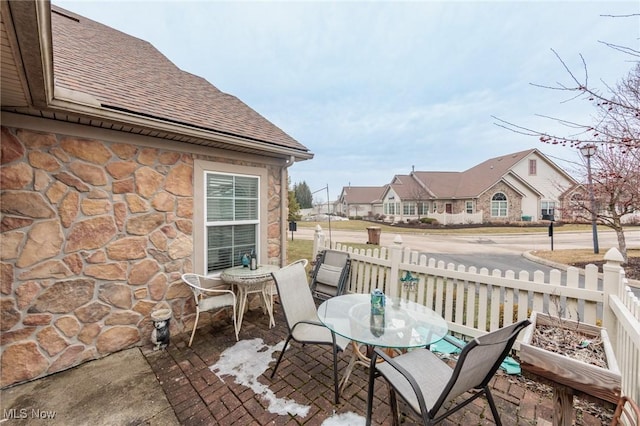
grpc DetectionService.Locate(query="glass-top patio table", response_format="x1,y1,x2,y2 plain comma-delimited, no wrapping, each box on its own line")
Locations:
317,293,448,393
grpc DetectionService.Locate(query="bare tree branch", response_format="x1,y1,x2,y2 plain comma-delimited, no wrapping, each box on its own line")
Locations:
494,20,640,260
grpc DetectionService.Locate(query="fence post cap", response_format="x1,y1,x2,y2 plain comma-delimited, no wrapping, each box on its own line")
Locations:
604,247,624,264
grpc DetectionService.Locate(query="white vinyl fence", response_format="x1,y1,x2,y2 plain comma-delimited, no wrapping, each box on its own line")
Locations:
424,210,484,225
312,226,640,404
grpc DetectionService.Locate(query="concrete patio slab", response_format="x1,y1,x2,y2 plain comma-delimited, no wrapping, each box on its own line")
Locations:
0,347,178,425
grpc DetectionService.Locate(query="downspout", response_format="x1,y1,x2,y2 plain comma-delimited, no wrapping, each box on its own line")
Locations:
280,155,295,267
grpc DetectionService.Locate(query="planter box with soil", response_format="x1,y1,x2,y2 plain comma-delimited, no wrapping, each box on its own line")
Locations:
520,311,621,404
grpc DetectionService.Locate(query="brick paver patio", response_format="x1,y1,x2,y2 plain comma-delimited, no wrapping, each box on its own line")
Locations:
142,303,612,425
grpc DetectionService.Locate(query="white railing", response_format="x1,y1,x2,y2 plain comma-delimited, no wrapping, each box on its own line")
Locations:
604,260,640,405
313,227,640,403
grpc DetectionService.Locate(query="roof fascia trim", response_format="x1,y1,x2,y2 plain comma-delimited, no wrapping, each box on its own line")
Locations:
505,171,544,196
7,0,54,107
1,111,299,166
45,96,313,161
476,177,526,199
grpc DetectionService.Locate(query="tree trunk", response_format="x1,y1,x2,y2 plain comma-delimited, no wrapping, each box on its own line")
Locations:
612,217,628,263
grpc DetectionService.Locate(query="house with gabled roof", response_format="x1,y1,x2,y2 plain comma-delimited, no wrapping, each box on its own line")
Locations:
380,149,577,224
1,1,311,387
335,185,387,218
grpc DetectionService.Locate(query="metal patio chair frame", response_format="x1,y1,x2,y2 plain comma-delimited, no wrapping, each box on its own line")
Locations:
366,319,531,426
181,273,239,346
611,396,640,426
309,249,351,301
269,259,349,404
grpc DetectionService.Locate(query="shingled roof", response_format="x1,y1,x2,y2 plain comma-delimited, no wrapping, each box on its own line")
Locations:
48,5,307,152
339,186,387,204
412,149,539,198
388,175,430,200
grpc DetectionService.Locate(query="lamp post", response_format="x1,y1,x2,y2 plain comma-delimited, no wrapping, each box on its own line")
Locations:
579,144,599,254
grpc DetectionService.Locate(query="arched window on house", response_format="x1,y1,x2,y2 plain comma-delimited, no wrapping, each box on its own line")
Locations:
568,193,585,220
570,193,583,206
491,192,507,217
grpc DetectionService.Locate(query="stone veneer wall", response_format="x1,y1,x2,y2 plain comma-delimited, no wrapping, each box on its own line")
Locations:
0,126,283,388
477,182,523,223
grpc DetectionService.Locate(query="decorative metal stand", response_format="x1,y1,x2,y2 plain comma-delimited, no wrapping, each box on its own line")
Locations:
400,270,419,293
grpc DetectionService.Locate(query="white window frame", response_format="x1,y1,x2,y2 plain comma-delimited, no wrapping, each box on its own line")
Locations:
466,201,474,214
385,201,401,215
491,192,508,217
403,202,416,215
541,200,556,218
204,172,259,273
193,160,268,276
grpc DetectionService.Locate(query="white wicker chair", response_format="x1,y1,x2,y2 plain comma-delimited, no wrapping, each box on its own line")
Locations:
181,273,238,346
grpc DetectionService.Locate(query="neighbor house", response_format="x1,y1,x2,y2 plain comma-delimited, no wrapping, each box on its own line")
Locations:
380,149,577,224
1,2,311,387
335,185,386,219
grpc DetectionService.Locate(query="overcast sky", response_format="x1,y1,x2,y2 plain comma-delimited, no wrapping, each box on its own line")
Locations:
54,0,639,203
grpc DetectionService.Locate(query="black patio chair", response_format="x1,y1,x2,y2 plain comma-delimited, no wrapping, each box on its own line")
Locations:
269,259,349,404
366,319,531,426
309,249,351,301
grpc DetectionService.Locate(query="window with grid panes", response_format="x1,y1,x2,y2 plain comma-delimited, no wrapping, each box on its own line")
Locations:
541,201,555,218
466,201,474,214
491,192,508,217
403,203,415,215
205,173,259,273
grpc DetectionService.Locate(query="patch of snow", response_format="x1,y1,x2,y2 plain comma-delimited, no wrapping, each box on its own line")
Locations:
209,338,367,424
321,412,366,426
209,338,310,417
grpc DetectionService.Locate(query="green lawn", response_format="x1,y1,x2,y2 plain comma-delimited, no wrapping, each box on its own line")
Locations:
295,219,604,235
286,236,376,270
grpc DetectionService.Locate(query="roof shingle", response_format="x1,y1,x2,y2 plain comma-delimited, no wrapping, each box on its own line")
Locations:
50,6,307,152
412,149,537,198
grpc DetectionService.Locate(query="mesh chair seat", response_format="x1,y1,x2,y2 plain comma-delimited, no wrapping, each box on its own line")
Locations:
366,319,531,426
375,348,453,414
291,321,350,348
270,259,348,404
310,250,351,301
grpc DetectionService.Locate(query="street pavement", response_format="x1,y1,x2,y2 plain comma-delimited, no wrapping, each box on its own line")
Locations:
295,224,639,275
298,223,640,297
295,224,637,257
